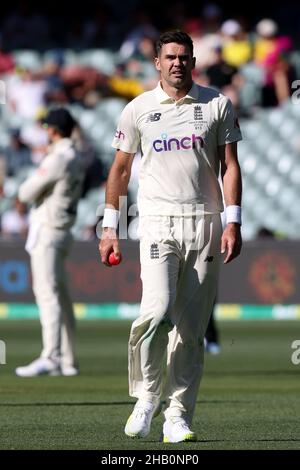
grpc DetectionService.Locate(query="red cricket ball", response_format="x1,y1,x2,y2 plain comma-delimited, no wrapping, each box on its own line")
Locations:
108,252,122,266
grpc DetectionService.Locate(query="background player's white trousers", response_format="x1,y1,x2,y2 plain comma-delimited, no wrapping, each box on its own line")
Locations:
129,214,222,424
30,226,76,368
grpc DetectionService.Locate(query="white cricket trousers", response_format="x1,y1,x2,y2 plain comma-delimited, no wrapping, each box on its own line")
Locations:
30,225,76,367
128,214,222,425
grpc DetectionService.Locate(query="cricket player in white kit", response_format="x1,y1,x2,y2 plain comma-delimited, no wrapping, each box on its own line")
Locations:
16,108,84,377
100,31,242,442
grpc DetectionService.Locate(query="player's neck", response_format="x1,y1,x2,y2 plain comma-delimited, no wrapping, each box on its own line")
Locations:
161,79,193,101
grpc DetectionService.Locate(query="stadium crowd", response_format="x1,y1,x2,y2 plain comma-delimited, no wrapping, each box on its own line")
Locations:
0,1,300,239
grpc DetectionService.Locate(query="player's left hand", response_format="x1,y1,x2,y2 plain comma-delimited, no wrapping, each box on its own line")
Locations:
221,223,242,264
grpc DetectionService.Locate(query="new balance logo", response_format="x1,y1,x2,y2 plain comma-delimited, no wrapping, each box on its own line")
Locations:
146,113,161,122
204,255,214,262
194,105,203,121
150,243,159,259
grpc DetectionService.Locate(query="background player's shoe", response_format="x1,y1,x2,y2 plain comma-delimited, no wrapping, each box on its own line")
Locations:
124,399,162,438
162,418,197,443
205,341,221,355
15,358,60,377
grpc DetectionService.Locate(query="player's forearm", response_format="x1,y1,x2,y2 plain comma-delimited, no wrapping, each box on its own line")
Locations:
19,156,60,204
19,177,45,204
223,161,242,207
105,162,131,210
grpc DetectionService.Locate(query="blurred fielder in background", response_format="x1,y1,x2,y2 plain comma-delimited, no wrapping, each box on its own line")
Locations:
15,108,84,377
100,30,242,443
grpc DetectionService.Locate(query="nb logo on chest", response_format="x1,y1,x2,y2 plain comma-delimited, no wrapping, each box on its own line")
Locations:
146,113,162,122
153,133,204,152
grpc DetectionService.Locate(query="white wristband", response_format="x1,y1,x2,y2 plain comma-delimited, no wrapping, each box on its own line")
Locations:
226,205,242,225
102,208,120,229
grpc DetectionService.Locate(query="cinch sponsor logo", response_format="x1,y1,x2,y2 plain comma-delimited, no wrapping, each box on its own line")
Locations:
115,130,125,140
153,133,204,152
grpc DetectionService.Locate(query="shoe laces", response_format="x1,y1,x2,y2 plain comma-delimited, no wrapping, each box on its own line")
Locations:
133,402,155,420
170,417,190,431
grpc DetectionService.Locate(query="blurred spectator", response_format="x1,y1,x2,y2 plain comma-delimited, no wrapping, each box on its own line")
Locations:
221,19,252,68
254,19,294,106
1,197,28,239
0,38,15,75
115,36,158,95
185,18,222,71
0,128,32,176
254,19,279,65
42,53,68,105
60,65,107,106
205,45,241,110
7,68,47,119
20,113,49,165
108,64,145,100
206,46,239,90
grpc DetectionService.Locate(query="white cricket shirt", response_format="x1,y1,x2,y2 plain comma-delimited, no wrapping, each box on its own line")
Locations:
112,82,242,216
19,138,84,230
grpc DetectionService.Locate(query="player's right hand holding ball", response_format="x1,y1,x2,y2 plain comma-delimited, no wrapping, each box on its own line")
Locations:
99,227,122,267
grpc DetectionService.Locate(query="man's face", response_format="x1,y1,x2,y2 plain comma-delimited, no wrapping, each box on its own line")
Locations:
45,126,56,143
154,42,195,89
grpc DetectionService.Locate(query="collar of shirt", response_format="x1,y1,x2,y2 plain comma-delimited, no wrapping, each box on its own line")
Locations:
155,81,199,104
49,137,73,153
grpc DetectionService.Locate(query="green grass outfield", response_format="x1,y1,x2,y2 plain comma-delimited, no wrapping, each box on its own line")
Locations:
0,319,300,450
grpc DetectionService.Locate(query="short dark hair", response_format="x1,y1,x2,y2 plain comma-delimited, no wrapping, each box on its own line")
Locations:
43,108,76,138
156,30,194,57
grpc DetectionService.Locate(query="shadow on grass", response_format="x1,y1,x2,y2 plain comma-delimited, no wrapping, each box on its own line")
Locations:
205,369,299,377
0,399,253,407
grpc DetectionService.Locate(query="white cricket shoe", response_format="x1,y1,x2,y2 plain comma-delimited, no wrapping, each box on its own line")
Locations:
61,365,79,376
15,358,60,377
125,399,162,438
163,418,197,443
